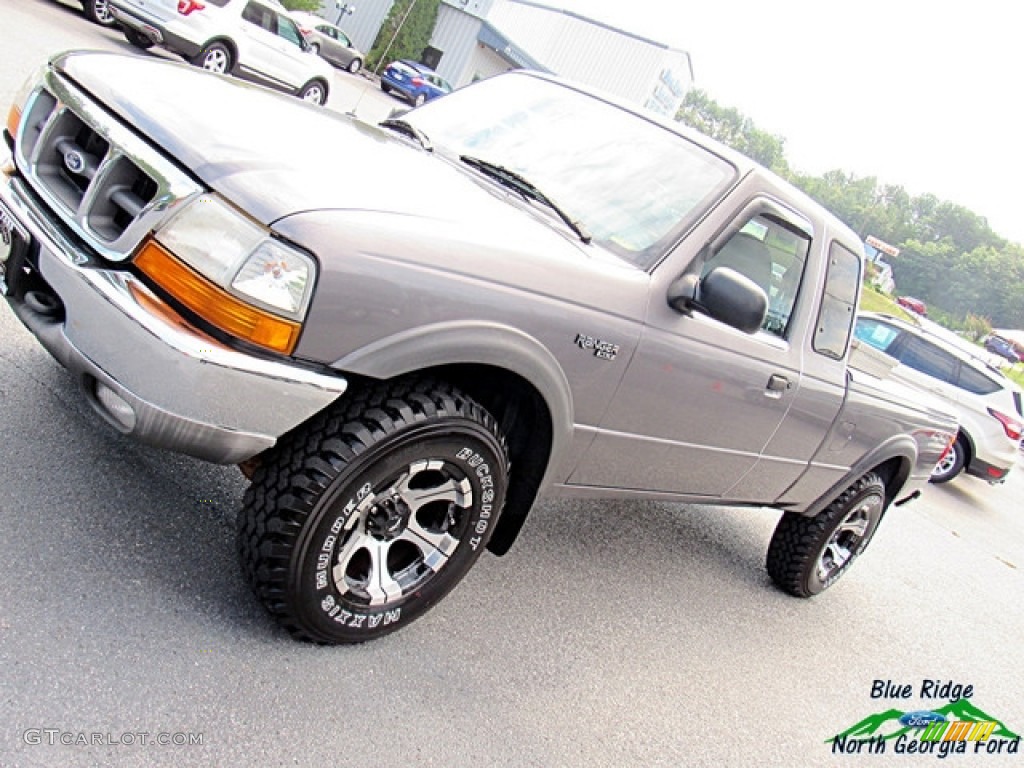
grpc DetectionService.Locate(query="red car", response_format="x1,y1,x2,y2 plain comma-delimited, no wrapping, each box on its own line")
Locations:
897,296,927,315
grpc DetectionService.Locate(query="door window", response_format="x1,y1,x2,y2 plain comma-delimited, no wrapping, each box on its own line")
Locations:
813,241,861,359
895,336,958,384
275,15,304,47
703,214,810,338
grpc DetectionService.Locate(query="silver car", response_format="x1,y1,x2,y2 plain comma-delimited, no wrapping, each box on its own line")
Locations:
291,12,364,74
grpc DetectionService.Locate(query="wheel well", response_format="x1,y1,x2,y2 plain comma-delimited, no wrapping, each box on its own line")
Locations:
204,37,237,66
279,365,553,556
304,78,329,94
870,457,909,506
430,364,553,556
954,429,974,469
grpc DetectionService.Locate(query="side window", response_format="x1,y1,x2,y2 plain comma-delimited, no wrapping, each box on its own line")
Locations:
853,317,901,353
894,337,958,384
703,214,810,338
957,365,1000,395
276,15,304,46
242,2,272,31
338,30,352,46
813,241,861,359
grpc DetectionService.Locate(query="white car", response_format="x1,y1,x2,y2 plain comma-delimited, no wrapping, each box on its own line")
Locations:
855,313,1023,483
109,0,334,105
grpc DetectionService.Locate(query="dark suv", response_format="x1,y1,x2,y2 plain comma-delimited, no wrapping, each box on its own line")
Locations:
985,335,1021,364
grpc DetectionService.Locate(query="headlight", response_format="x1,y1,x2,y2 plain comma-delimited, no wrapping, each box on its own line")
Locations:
156,195,314,318
135,195,317,354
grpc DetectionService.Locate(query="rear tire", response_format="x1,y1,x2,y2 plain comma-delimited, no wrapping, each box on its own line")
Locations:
929,436,965,483
123,29,155,50
237,380,509,644
191,42,233,74
83,0,116,26
348,58,362,74
413,92,427,107
766,472,887,597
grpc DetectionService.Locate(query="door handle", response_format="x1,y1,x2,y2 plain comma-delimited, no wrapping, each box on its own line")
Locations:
765,374,791,399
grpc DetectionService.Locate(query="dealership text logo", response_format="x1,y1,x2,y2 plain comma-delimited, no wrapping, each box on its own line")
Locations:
829,680,1020,758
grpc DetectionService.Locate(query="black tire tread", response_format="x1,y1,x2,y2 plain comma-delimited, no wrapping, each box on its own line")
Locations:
765,472,885,598
237,378,507,642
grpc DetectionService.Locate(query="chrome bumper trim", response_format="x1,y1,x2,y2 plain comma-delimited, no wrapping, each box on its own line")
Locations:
1,172,347,464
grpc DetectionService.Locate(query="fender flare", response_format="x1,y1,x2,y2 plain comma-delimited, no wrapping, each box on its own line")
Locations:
331,320,575,490
800,434,917,519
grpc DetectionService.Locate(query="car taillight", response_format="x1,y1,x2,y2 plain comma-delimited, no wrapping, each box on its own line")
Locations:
988,408,1023,441
177,0,205,14
411,77,424,86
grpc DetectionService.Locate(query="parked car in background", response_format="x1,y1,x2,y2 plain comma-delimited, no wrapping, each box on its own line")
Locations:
897,295,927,316
381,59,452,106
108,0,334,105
855,313,1023,484
985,335,1021,365
290,11,364,73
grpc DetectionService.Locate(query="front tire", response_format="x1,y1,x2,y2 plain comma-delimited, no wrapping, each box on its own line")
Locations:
237,380,509,644
191,42,233,74
299,79,328,105
766,472,887,597
929,436,965,483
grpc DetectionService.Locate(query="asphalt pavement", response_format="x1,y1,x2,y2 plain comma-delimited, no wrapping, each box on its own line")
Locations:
1,3,1023,766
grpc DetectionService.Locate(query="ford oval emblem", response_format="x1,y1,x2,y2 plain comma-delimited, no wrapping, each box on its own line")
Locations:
64,149,86,175
898,710,946,729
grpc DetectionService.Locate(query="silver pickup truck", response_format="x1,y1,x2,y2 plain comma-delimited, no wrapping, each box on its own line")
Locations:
1,51,957,644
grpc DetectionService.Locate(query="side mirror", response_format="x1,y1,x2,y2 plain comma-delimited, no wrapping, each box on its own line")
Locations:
667,266,768,334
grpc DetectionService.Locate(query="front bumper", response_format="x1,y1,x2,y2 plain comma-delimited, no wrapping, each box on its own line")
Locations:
1,161,347,464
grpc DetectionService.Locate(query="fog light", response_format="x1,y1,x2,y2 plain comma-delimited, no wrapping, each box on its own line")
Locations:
95,383,137,430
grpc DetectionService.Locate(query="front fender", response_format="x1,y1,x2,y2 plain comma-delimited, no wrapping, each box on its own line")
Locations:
331,319,575,490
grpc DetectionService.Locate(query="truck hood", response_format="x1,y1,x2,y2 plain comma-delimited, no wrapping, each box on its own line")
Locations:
54,51,590,250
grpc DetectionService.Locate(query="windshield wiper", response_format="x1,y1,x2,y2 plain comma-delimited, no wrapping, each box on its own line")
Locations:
379,118,433,152
459,155,592,244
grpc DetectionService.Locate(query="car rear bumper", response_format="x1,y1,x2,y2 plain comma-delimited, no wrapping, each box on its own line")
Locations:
108,2,204,59
1,164,347,465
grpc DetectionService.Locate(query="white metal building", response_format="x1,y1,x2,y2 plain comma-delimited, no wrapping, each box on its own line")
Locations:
428,0,693,117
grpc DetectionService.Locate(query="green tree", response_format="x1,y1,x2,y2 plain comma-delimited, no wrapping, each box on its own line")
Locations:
674,88,1024,329
963,314,992,342
675,89,789,175
367,0,442,73
280,0,322,11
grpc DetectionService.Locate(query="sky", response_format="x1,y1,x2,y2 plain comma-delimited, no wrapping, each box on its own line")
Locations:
550,0,1024,246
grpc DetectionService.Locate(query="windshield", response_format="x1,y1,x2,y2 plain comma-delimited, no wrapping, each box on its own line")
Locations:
405,73,736,269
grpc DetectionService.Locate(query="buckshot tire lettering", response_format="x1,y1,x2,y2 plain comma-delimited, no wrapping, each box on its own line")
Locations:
238,380,509,644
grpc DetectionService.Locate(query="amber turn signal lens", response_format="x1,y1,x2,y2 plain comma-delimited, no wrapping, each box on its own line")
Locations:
135,239,301,355
6,103,21,141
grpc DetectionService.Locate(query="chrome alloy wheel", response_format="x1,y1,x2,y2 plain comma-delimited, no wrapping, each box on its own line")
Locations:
202,49,230,73
932,449,957,477
815,495,882,583
331,459,474,606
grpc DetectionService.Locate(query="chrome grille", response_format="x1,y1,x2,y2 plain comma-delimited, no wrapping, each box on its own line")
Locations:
14,68,202,262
